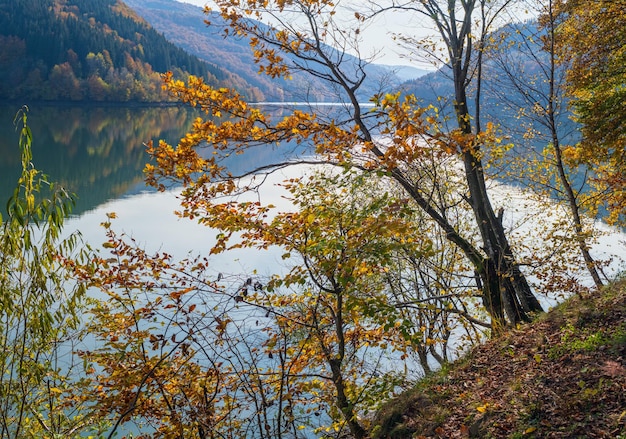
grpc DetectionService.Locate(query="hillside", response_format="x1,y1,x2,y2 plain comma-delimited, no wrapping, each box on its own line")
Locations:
124,0,285,101
124,0,428,102
372,281,626,438
400,21,579,137
0,0,261,102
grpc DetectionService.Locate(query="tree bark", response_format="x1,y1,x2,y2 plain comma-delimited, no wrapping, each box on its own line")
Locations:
450,18,544,327
329,358,367,439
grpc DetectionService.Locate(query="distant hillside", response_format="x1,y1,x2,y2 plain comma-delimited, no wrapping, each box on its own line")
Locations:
400,22,576,135
0,0,262,102
124,0,427,102
397,20,582,183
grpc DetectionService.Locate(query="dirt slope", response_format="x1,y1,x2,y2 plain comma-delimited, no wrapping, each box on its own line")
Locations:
372,281,626,438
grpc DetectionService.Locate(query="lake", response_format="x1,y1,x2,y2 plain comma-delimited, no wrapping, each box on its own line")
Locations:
2,102,625,290
0,104,197,216
1,102,625,437
0,103,313,273
0,102,438,296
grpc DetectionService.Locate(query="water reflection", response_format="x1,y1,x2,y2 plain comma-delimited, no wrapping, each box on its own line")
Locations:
68,170,298,273
0,104,200,216
0,103,322,218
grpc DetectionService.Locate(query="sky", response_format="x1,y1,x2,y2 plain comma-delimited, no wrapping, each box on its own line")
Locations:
172,0,436,69
172,0,534,69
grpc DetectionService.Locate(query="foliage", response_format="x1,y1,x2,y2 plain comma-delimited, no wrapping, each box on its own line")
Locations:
146,0,543,329
556,0,626,225
483,0,609,291
0,0,259,102
0,107,101,438
72,167,492,438
1,0,620,437
195,0,545,327
125,0,396,103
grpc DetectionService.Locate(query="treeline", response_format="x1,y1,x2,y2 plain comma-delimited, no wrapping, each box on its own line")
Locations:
0,0,260,102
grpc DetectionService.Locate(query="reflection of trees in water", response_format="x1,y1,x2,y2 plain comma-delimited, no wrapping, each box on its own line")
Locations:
0,105,200,216
0,104,323,217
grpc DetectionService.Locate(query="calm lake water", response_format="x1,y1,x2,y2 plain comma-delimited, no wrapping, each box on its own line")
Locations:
0,104,194,215
1,102,624,279
2,102,625,276
0,103,304,273
1,103,625,437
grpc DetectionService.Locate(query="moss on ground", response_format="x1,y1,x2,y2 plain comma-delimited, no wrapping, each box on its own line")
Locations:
371,280,626,438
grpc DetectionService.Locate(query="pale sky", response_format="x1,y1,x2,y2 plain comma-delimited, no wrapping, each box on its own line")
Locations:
173,0,434,68
173,0,534,69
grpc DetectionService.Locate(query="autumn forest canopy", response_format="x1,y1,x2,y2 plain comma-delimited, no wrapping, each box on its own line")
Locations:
0,0,263,102
1,0,625,438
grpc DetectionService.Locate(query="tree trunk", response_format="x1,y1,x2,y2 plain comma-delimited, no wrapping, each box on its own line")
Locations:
544,0,606,289
328,358,367,439
357,0,545,330
455,68,544,328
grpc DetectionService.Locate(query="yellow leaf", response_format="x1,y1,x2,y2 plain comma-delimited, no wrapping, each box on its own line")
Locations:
525,426,537,434
533,353,542,364
50,387,63,394
476,404,488,413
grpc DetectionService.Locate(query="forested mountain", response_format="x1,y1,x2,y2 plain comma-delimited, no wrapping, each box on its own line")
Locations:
400,21,579,158
0,0,427,103
0,0,263,102
124,0,428,102
124,0,286,101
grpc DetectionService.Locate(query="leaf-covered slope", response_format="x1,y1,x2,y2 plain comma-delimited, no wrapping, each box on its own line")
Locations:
372,281,626,438
0,0,260,102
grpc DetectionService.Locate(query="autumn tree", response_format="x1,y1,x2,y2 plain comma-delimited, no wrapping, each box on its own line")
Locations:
145,0,544,332
48,62,84,101
74,167,489,438
0,107,101,438
482,0,608,291
368,0,547,322
556,0,626,225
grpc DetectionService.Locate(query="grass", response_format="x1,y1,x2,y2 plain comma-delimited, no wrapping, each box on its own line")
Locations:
371,280,626,438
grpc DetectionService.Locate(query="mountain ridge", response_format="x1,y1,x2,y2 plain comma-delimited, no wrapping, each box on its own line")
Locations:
0,0,430,103
124,0,429,102
0,0,262,102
